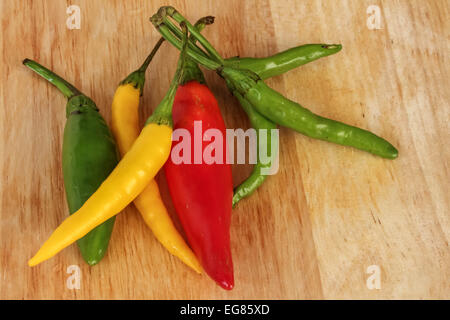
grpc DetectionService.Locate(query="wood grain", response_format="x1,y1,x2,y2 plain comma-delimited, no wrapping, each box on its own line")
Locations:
0,0,448,299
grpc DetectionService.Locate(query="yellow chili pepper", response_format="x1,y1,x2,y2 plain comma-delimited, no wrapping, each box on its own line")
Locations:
28,25,191,267
110,39,201,273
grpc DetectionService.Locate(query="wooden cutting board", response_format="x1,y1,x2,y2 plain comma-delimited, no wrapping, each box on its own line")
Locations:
0,0,448,299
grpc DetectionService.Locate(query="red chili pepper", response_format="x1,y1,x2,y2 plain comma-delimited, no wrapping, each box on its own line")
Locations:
164,59,234,290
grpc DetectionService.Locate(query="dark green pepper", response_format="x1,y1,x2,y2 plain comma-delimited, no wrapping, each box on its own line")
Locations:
23,59,119,265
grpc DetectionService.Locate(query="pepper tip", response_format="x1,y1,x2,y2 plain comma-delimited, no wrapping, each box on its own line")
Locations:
218,280,234,290
28,257,37,267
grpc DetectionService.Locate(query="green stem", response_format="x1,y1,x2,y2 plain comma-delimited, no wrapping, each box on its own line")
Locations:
192,16,215,40
179,16,216,85
138,37,165,73
151,19,221,71
23,59,81,99
157,6,225,64
151,12,211,61
120,37,165,95
145,22,190,127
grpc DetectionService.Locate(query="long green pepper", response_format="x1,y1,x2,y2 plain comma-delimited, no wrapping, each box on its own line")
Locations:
223,67,398,159
151,7,398,160
152,11,343,81
228,43,344,205
228,45,343,205
225,43,342,80
231,91,278,206
23,59,119,265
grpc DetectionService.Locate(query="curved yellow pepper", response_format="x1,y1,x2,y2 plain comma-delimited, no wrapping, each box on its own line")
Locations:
28,123,173,266
111,84,201,273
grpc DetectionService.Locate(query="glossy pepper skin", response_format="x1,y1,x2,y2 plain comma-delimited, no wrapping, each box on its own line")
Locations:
23,59,118,265
224,44,342,80
110,38,202,273
230,91,278,207
164,57,234,289
165,80,234,289
151,8,398,159
27,25,191,267
223,67,398,159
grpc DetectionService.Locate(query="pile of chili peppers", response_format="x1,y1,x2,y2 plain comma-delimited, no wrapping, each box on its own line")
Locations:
24,7,398,290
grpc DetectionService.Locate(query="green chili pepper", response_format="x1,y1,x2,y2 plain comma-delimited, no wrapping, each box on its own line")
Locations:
154,14,342,80
227,45,341,206
224,44,342,80
151,7,398,159
223,67,398,159
230,90,278,207
23,59,119,265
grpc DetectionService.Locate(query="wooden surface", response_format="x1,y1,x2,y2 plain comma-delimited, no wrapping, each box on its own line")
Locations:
0,0,448,299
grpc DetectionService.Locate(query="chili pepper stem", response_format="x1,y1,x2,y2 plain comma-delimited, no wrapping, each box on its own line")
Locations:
162,14,214,46
151,18,221,71
120,37,165,95
178,16,216,85
192,16,215,40
157,6,225,65
23,59,81,99
150,13,211,61
145,21,190,127
150,7,225,68
138,37,165,73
